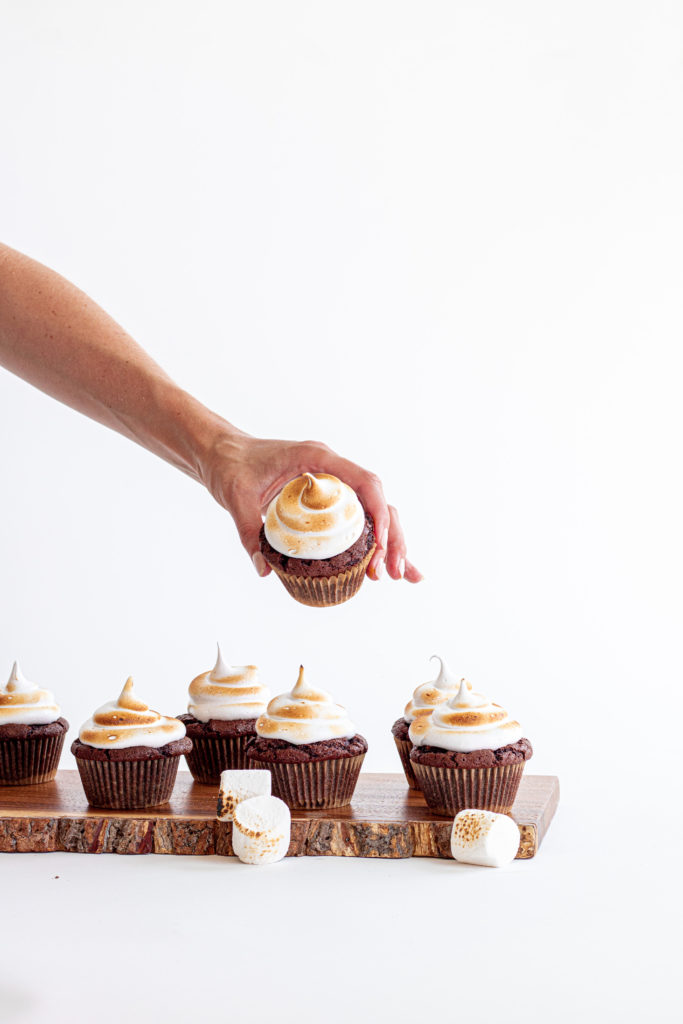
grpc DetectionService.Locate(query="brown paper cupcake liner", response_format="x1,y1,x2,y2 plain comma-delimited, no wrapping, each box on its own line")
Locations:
184,733,254,785
0,731,66,785
248,752,366,808
270,545,376,607
74,752,183,809
410,761,525,815
393,736,420,790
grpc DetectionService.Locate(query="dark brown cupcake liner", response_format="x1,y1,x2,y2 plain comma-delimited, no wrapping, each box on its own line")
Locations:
183,732,254,785
74,752,184,809
0,730,66,785
410,761,525,815
248,751,365,808
270,545,376,607
393,736,420,790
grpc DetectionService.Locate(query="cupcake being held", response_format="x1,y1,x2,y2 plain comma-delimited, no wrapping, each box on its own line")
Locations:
391,656,470,790
72,676,191,808
259,473,375,607
0,662,69,785
178,645,270,784
247,666,367,808
409,679,532,815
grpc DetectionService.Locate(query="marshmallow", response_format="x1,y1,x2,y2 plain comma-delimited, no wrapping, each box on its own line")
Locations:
450,809,521,867
217,769,272,822
264,472,365,559
232,795,291,865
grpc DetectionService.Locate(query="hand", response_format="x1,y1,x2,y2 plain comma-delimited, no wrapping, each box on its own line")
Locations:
201,432,423,583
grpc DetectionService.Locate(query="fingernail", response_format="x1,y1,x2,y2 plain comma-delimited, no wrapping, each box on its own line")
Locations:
375,558,385,580
252,552,268,577
380,528,388,550
398,558,405,578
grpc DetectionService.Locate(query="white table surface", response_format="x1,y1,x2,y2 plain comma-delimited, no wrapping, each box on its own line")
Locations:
1,780,675,1024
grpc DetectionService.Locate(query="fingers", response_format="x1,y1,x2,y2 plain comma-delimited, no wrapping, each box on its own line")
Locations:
404,559,423,584
231,498,271,577
350,474,390,581
385,505,406,579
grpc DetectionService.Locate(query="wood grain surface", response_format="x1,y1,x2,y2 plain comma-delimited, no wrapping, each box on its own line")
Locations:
0,771,559,860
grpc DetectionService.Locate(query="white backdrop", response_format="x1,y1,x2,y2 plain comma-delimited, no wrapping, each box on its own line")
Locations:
1,2,680,1022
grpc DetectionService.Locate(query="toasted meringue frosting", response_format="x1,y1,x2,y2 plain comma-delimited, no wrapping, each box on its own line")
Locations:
0,662,61,725
255,666,357,744
264,472,365,559
409,679,523,752
188,645,270,722
404,655,472,723
78,677,186,749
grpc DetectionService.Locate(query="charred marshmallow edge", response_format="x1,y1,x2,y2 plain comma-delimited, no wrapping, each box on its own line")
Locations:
450,809,521,867
232,795,291,865
217,769,272,822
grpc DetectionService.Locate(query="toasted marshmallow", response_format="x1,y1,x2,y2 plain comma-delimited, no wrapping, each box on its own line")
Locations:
255,665,356,745
403,655,471,723
264,472,365,559
217,769,272,822
0,661,61,725
78,677,186,749
232,795,291,865
188,645,270,722
410,678,523,752
450,809,520,867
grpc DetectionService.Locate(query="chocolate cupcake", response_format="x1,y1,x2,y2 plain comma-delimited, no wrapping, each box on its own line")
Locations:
72,677,191,809
0,662,68,785
178,645,270,784
409,679,532,815
247,666,367,808
259,473,376,607
392,655,470,789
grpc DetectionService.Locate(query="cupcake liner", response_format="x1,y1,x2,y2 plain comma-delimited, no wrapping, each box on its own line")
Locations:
0,730,66,785
183,733,254,785
393,736,420,790
410,761,525,815
74,752,183,809
248,752,366,808
269,545,376,608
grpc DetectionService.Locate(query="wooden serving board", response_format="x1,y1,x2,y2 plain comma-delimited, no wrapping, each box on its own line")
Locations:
0,771,558,860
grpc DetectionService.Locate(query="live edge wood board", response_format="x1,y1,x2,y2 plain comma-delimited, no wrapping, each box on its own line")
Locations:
0,771,559,860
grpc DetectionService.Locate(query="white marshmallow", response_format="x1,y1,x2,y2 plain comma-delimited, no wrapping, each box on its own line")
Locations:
450,809,520,867
217,769,271,822
232,795,291,865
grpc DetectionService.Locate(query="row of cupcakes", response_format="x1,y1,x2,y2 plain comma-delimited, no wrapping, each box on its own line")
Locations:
0,653,368,810
0,652,532,816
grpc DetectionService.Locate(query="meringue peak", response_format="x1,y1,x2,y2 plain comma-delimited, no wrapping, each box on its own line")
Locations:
212,644,232,680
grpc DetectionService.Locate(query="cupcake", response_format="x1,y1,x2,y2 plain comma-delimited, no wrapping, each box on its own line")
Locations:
391,656,470,790
247,665,367,808
409,679,532,815
178,645,270,784
72,676,192,808
0,662,68,785
259,472,376,607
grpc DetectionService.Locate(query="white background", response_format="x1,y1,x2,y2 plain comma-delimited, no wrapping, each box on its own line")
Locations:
0,2,680,1022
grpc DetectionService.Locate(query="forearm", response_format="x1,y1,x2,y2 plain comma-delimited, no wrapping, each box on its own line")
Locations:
0,243,236,481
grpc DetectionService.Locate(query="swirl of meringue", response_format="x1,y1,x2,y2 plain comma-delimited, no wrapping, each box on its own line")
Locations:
404,655,472,723
409,679,523,752
0,662,61,725
188,645,270,722
264,472,366,559
255,666,357,744
79,677,187,749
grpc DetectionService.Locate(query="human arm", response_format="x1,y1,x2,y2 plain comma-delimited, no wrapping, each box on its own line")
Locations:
0,243,421,581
